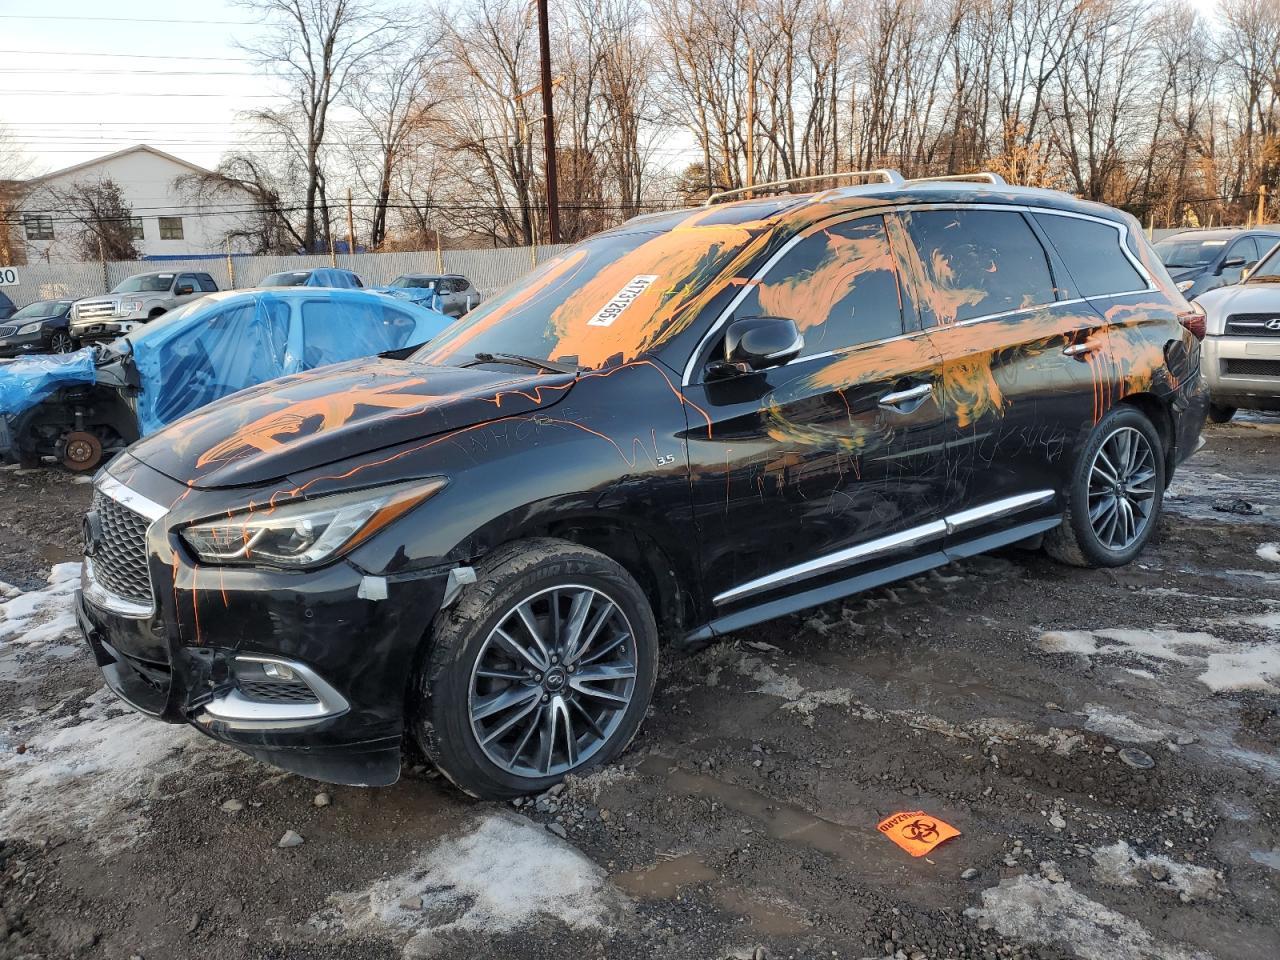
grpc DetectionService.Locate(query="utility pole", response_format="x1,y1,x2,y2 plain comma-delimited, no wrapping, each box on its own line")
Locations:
745,46,755,200
346,187,356,256
1258,184,1268,225
535,0,560,245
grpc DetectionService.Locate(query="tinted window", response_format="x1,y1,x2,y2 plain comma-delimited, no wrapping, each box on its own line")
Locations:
729,215,903,354
261,271,311,287
1230,236,1261,264
301,300,421,368
1033,214,1147,298
177,274,199,293
197,274,218,292
902,210,1055,325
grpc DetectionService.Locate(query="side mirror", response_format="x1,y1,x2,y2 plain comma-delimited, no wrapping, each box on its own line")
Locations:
709,316,803,379
1219,256,1246,272
175,284,195,296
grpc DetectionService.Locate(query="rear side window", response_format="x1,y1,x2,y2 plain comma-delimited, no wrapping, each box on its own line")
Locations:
197,273,218,292
901,210,1055,325
729,215,904,355
1033,214,1147,298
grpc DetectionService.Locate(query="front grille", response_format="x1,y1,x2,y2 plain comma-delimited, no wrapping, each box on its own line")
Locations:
1223,358,1280,378
0,325,15,338
1225,313,1280,336
75,300,117,320
90,488,154,608
237,678,319,704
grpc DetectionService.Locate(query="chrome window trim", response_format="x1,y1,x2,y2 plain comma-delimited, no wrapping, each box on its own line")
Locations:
713,490,1056,606
681,203,1156,385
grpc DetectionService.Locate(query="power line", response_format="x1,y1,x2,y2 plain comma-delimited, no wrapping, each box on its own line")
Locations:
7,89,283,97
0,49,254,61
0,68,265,77
0,14,260,25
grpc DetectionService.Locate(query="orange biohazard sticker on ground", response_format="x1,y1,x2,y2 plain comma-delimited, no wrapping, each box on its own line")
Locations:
877,811,961,857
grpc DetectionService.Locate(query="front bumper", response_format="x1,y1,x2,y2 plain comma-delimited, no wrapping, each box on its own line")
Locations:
69,321,128,341
1201,334,1280,409
76,463,453,786
0,332,52,357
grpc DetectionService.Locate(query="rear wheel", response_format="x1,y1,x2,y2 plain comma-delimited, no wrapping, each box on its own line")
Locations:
1208,403,1236,424
411,538,658,799
1045,406,1165,568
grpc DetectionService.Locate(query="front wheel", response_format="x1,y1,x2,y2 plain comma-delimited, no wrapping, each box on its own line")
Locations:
1045,406,1165,568
1208,403,1236,424
48,331,75,353
411,538,659,799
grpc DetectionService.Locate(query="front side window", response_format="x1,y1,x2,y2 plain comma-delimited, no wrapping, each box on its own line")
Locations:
1229,236,1261,265
158,216,184,240
728,215,904,356
901,209,1056,326
301,299,421,368
23,214,53,241
177,274,200,293
1033,214,1147,298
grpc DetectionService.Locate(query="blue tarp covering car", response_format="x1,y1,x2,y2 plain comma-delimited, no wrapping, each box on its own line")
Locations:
0,287,453,470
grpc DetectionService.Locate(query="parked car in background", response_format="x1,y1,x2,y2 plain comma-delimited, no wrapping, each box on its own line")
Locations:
70,270,218,343
1153,228,1280,299
0,288,452,471
0,291,15,322
377,274,483,317
73,171,1207,798
1192,240,1280,422
0,299,76,357
259,268,363,288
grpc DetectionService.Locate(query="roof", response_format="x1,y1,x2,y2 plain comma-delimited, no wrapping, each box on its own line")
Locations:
1157,227,1280,241
27,144,224,185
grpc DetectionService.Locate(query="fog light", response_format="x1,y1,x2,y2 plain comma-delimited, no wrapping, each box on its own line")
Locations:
263,662,297,681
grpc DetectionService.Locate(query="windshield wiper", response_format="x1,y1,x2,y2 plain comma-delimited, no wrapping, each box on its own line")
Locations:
467,352,579,374
1245,274,1280,283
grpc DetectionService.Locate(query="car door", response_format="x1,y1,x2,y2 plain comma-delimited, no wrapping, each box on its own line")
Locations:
1215,236,1260,290
897,206,1115,542
682,213,951,616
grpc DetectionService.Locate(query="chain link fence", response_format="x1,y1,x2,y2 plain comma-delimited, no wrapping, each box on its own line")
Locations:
3,245,571,308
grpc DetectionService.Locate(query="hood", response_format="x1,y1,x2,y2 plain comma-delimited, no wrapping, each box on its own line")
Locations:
1164,265,1206,283
126,357,576,489
1195,281,1280,333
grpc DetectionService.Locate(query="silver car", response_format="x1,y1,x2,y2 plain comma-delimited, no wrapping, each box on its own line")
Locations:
1194,247,1280,422
70,270,217,342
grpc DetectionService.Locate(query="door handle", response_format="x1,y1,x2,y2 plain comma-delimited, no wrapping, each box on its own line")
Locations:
1063,342,1100,359
878,383,933,410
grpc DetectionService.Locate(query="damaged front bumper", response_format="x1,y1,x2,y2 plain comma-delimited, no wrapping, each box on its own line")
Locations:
75,457,452,786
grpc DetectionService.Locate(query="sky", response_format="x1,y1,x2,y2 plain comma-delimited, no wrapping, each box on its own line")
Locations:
2,0,1229,180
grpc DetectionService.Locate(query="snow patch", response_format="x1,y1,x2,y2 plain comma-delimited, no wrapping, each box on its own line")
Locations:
0,686,232,853
321,812,624,954
1080,704,1172,744
973,875,1211,960
1257,543,1280,564
1090,841,1222,900
0,563,82,647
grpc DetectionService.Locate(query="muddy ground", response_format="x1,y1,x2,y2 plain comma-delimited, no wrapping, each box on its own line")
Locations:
1,417,1278,960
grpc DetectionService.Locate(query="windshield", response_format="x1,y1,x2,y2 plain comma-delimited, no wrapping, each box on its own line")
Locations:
113,273,174,293
261,271,311,287
391,275,438,289
1153,237,1228,269
11,300,71,319
415,220,763,371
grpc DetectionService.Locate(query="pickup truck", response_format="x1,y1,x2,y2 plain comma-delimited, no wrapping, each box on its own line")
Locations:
69,270,217,342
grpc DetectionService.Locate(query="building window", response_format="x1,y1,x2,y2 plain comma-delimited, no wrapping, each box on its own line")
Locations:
126,217,144,240
23,214,53,241
158,216,184,240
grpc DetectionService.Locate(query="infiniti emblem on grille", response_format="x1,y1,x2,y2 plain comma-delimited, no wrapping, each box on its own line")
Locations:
83,510,102,557
1267,318,1280,331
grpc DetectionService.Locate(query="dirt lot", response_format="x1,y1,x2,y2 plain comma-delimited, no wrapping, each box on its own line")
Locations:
2,417,1278,960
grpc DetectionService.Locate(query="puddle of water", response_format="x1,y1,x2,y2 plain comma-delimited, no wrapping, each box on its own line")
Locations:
638,756,931,882
716,888,809,936
614,853,716,898
1249,849,1280,872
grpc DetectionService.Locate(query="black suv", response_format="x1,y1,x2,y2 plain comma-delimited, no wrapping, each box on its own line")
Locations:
76,172,1208,798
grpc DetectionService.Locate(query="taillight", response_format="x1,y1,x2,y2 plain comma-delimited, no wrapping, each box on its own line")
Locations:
1179,306,1206,341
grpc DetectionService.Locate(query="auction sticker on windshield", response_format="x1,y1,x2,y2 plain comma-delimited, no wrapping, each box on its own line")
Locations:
587,274,659,327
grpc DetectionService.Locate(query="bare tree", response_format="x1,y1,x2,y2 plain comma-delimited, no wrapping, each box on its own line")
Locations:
46,178,142,262
0,123,32,265
236,0,402,251
175,154,305,254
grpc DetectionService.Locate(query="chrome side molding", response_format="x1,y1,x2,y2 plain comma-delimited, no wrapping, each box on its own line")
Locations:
713,490,1056,605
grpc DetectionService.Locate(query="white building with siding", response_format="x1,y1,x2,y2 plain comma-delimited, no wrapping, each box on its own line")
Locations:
17,144,257,263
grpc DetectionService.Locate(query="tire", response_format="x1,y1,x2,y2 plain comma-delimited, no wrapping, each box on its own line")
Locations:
1044,406,1166,568
411,538,659,799
48,331,75,353
1208,403,1236,424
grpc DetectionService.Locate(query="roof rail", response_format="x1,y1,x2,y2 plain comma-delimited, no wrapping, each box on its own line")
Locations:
906,172,1008,186
704,169,905,206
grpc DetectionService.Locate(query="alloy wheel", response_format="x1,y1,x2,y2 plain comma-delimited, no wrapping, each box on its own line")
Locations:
50,332,74,353
1087,426,1157,551
468,584,637,779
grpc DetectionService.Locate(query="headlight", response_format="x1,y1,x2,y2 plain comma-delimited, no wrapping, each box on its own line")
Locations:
116,300,144,315
15,321,44,335
180,479,447,567
1175,279,1195,292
